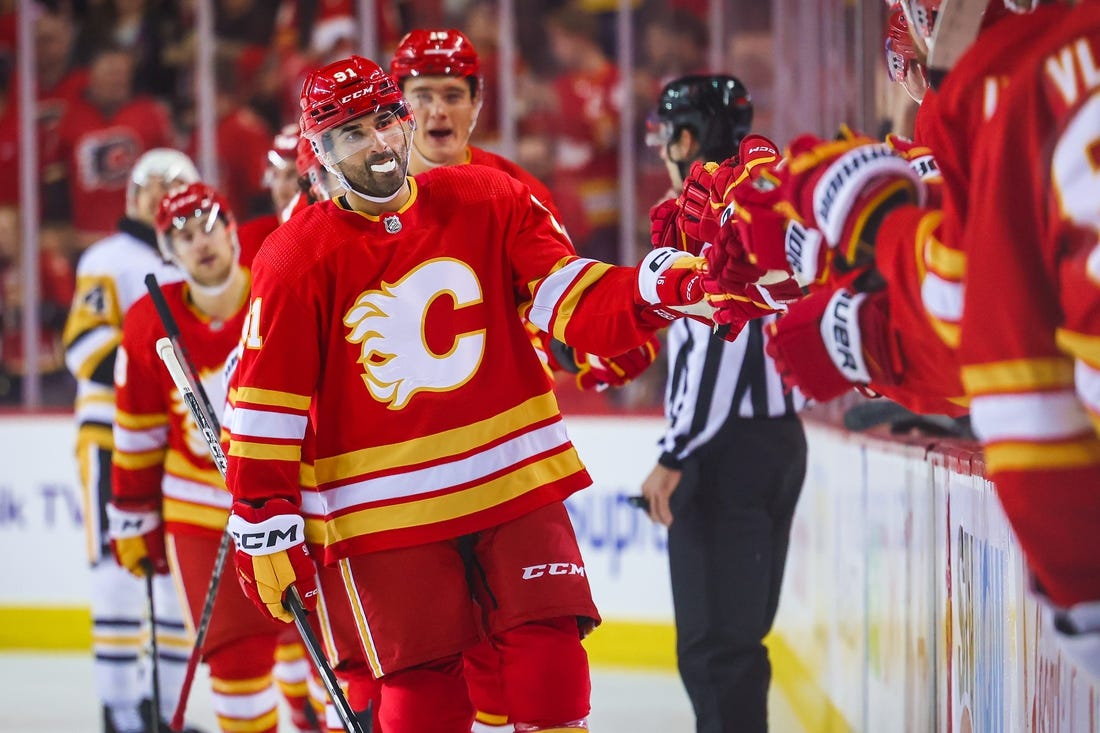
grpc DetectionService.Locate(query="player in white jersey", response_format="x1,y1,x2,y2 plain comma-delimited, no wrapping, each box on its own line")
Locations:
62,148,206,733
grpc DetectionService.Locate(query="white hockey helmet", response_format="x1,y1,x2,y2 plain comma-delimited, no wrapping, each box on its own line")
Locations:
127,148,200,204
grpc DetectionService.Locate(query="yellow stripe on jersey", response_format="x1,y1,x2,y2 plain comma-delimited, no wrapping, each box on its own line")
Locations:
115,410,170,430
211,674,274,695
71,333,121,381
228,440,302,462
323,447,583,540
314,390,560,483
339,560,385,678
961,358,1075,395
165,449,227,486
162,498,229,531
75,391,115,410
1057,328,1100,367
299,462,317,489
549,261,614,343
928,315,961,350
77,424,115,450
922,230,966,280
985,438,1100,474
274,642,306,663
113,447,167,470
216,711,280,733
235,387,311,411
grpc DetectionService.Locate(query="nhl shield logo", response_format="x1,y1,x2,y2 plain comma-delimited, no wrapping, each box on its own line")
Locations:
383,215,402,234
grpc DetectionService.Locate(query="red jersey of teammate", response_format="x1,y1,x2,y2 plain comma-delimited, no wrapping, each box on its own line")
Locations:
551,65,622,231
236,213,278,269
469,145,562,224
226,165,655,562
54,94,173,234
112,280,248,538
959,3,1100,609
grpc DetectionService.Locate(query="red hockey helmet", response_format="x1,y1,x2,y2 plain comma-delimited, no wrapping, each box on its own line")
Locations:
154,182,236,261
299,55,413,148
885,5,929,102
268,123,300,170
390,29,482,91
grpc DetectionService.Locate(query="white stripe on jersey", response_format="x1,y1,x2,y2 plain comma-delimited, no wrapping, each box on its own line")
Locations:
527,258,595,332
970,390,1092,443
113,424,169,454
231,407,309,440
162,474,232,507
210,683,279,719
315,420,570,511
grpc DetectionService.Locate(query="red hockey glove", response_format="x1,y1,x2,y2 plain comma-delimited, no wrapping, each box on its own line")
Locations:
677,160,731,248
884,133,940,183
107,502,168,577
701,222,804,331
228,498,318,623
636,247,714,327
764,279,900,402
779,131,925,269
649,198,696,253
574,336,660,391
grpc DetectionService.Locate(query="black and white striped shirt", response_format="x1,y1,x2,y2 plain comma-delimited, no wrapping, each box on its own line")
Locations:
658,316,806,467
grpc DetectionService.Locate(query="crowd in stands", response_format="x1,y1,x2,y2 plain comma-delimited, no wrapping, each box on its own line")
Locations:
0,0,774,407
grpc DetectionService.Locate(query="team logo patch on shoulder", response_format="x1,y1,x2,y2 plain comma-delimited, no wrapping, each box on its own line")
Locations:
383,215,402,234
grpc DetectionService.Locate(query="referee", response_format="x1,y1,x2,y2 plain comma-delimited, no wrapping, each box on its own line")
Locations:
641,74,807,733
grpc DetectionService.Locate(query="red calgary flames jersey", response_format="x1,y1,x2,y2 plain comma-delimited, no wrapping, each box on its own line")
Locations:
958,3,1100,608
112,280,249,537
226,165,654,562
55,95,173,234
468,145,563,225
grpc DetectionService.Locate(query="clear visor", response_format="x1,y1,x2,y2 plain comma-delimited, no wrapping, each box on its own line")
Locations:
312,106,412,168
645,115,674,148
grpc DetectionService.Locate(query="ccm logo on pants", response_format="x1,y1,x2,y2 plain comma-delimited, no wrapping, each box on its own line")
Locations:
522,563,586,580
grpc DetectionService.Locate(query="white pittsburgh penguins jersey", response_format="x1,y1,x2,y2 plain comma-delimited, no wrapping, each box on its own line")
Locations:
63,223,182,442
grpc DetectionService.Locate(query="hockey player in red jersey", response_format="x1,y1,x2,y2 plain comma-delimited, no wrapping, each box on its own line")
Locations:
958,1,1100,678
108,183,316,733
392,28,659,402
392,29,655,730
224,54,712,733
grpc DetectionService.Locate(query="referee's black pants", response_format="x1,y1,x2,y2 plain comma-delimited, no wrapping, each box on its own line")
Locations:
668,414,807,733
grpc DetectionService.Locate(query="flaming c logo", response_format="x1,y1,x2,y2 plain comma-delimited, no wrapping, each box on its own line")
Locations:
344,258,486,409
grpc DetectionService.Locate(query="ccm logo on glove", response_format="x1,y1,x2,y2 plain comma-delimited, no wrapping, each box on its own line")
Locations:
228,514,306,555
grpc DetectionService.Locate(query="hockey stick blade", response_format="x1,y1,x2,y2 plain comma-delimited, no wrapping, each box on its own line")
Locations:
156,338,361,733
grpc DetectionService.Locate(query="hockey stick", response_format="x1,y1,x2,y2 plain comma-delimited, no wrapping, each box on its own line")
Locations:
925,0,988,77
155,337,364,733
144,275,233,732
141,559,161,733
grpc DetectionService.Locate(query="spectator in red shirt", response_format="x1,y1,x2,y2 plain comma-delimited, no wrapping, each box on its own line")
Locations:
52,44,174,250
0,206,75,405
